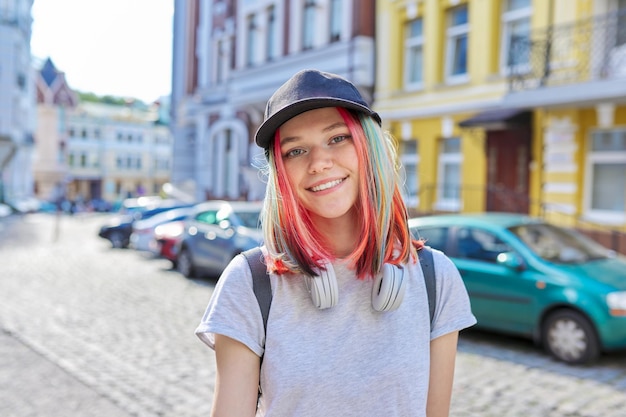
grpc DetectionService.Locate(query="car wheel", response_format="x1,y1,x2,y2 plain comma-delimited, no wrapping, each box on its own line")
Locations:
177,247,195,278
542,309,600,365
109,231,125,249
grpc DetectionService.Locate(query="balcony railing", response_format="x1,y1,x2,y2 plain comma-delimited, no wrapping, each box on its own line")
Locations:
508,8,626,91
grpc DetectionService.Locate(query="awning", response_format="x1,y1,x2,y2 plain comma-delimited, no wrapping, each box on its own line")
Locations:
458,108,531,130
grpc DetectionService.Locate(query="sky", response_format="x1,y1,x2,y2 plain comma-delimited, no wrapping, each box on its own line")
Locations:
30,0,174,103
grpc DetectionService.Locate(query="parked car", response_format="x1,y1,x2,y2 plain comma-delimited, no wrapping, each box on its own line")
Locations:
129,206,196,252
408,213,626,365
98,201,192,248
151,219,186,267
175,200,263,278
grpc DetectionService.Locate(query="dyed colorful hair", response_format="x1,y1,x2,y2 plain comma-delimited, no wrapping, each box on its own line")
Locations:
260,108,417,279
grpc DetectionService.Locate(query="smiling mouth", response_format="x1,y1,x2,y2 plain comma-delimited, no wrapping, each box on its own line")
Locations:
308,178,345,192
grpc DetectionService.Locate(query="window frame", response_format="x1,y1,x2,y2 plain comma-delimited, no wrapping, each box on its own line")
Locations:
435,137,462,212
404,18,425,90
583,128,626,224
444,4,470,84
302,0,316,50
500,0,532,75
329,0,342,42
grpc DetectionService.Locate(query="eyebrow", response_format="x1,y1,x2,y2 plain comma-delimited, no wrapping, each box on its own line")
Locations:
280,121,348,147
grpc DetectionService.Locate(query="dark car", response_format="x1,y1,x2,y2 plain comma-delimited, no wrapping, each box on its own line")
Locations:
175,200,263,278
98,201,192,248
408,213,626,364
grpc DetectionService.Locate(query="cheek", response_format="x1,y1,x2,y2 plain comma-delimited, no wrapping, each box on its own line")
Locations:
283,161,305,188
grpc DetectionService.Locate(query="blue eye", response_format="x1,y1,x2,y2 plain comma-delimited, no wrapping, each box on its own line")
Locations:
330,135,351,144
284,148,305,158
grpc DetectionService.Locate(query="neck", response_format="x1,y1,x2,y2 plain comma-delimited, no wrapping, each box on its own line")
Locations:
311,210,359,258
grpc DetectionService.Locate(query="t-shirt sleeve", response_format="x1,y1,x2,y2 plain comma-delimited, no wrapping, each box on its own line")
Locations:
194,254,266,357
429,248,477,340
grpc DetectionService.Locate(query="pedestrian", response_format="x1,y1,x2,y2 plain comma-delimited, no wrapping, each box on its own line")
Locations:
195,69,476,417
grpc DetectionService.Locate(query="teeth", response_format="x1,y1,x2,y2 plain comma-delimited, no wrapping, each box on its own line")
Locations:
310,179,343,192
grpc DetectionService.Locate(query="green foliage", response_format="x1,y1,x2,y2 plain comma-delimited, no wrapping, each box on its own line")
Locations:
76,91,148,107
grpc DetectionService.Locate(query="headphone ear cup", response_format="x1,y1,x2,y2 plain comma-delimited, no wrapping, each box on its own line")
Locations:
371,264,406,312
306,264,339,309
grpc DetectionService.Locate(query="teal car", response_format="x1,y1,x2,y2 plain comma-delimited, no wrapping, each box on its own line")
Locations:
408,213,626,365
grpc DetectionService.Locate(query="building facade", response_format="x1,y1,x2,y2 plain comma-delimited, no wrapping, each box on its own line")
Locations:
375,0,626,247
33,58,174,207
170,0,376,202
65,101,174,205
34,58,78,202
0,0,36,207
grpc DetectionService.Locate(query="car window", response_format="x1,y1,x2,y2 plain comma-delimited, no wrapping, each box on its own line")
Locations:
233,211,261,229
457,227,512,263
509,223,610,263
196,210,218,225
413,227,449,252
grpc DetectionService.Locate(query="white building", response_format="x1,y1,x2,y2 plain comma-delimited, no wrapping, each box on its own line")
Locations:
65,100,174,205
0,0,36,207
170,0,376,202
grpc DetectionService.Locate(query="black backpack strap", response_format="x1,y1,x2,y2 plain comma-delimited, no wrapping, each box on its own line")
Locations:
418,246,436,328
242,247,272,335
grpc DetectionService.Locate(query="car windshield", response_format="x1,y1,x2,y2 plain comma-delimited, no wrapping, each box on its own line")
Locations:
236,211,261,229
509,223,611,264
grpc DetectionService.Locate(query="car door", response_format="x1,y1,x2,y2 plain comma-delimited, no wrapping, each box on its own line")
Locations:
192,208,238,272
451,226,539,335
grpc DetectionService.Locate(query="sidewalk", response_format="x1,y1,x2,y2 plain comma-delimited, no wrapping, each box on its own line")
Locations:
0,329,132,417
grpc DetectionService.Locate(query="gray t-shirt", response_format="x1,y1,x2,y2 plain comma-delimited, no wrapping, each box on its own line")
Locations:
196,246,476,417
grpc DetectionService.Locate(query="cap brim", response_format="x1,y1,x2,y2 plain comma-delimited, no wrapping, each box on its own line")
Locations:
255,98,380,149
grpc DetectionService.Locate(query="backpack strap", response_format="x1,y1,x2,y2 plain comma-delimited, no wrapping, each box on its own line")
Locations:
418,246,437,328
242,247,272,334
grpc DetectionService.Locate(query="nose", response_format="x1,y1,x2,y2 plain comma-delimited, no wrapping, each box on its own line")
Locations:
308,146,333,174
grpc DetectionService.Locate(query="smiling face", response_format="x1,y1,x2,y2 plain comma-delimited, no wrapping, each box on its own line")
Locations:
278,107,360,226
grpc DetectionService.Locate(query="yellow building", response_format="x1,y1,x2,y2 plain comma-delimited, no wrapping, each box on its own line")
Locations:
375,0,626,252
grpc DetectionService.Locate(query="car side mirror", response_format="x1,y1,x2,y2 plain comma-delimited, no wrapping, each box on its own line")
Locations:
496,252,525,271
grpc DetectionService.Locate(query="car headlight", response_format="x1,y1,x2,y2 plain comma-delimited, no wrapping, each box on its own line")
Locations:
606,291,626,316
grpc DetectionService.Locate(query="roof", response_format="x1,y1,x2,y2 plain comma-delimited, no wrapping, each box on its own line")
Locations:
409,212,542,229
458,108,531,129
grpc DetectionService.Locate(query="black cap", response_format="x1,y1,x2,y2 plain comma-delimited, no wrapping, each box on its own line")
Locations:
255,69,381,149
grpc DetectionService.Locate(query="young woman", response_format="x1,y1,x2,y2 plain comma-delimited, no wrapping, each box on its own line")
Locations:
196,69,476,417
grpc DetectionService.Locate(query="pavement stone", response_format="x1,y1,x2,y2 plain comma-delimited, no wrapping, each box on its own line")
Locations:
0,212,625,417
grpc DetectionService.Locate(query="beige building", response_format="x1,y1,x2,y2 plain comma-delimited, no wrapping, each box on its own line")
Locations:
34,59,174,207
66,101,173,204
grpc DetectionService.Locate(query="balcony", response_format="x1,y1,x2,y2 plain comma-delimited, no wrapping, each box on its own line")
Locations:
504,8,626,108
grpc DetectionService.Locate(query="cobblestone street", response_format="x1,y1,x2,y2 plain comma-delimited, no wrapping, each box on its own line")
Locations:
1,213,625,417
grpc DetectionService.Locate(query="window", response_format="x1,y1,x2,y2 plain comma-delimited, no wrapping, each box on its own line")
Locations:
414,227,450,252
501,0,531,71
303,1,316,50
246,14,257,67
399,139,419,206
585,130,626,222
216,38,229,82
266,6,277,60
436,137,462,211
456,227,512,263
404,18,424,88
445,5,469,82
617,0,626,47
329,0,342,42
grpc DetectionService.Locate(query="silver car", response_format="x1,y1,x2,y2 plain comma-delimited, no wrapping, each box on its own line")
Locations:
175,200,263,278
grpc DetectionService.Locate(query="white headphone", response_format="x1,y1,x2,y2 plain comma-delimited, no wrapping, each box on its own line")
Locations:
305,263,406,311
